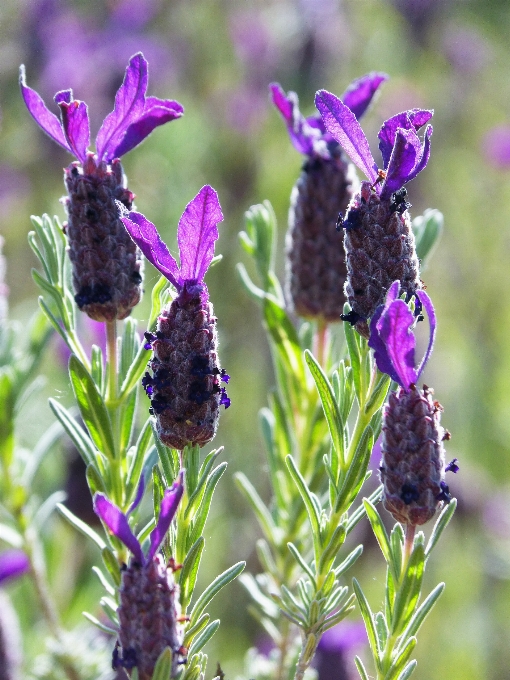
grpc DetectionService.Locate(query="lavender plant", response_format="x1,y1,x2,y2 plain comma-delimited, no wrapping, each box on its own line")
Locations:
0,45,457,680
237,87,455,680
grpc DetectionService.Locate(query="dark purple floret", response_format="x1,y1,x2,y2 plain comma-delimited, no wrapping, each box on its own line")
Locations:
220,387,231,408
389,187,411,214
341,206,363,232
220,368,230,383
401,483,420,505
436,481,452,503
340,309,364,326
445,458,459,473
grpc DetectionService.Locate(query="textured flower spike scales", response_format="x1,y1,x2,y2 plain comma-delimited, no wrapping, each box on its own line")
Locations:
368,282,451,526
121,185,230,450
316,91,433,336
271,73,387,322
20,53,183,322
93,475,185,678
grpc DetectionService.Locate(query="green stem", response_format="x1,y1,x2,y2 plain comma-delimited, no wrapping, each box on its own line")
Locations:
315,319,328,369
23,525,82,680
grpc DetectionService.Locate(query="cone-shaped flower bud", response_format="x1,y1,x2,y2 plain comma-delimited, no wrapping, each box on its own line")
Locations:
20,53,183,322
271,73,387,322
316,92,433,336
94,475,185,678
121,185,230,450
369,283,449,526
0,550,29,680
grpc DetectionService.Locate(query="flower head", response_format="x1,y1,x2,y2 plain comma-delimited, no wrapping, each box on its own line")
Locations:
270,72,388,159
93,472,184,565
368,280,436,391
315,90,433,199
0,550,29,585
20,52,183,163
120,184,223,297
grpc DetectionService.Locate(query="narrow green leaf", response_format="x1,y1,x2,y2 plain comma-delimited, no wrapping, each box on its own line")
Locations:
234,472,278,545
152,647,173,680
396,660,417,680
91,345,104,394
374,612,389,651
69,355,116,459
0,524,22,548
390,524,405,581
121,318,139,376
285,456,321,543
400,583,444,644
91,566,115,596
305,350,344,468
22,419,63,485
346,485,383,534
188,464,227,547
425,499,456,559
82,611,117,635
183,613,210,647
335,425,374,514
102,547,121,587
236,263,266,302
364,372,391,417
385,636,417,680
353,578,380,661
189,620,220,655
287,543,315,583
152,422,179,485
153,464,166,518
126,418,154,498
364,499,392,566
119,389,137,454
119,342,150,398
334,544,363,578
318,524,347,575
38,297,69,345
263,296,305,386
190,562,245,624
391,543,425,633
355,656,370,680
343,309,362,401
57,503,106,550
33,491,67,531
185,451,222,518
180,538,205,609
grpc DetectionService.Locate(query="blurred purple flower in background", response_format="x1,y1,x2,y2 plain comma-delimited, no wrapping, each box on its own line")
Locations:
0,550,29,585
314,621,367,680
483,125,510,169
442,24,491,76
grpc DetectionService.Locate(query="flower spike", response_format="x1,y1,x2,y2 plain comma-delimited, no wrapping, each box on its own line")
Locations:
121,188,230,449
20,52,183,322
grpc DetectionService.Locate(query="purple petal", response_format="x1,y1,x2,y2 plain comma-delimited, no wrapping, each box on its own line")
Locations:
381,128,421,199
405,125,433,184
368,281,402,383
93,494,144,564
19,65,71,154
269,83,318,156
415,289,436,382
177,185,223,282
54,90,72,105
341,72,389,120
0,550,30,584
378,109,433,168
96,53,148,161
111,97,184,159
120,209,181,289
377,298,417,390
147,472,184,561
315,90,378,183
57,99,90,163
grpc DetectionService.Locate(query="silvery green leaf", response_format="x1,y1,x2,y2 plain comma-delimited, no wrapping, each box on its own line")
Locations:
189,620,220,655
152,647,173,680
425,499,456,559
82,611,117,636
57,502,106,550
190,562,245,624
391,543,425,633
180,537,205,610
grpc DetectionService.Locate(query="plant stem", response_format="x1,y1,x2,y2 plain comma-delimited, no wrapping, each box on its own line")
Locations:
24,525,82,680
106,320,118,405
404,523,416,565
315,319,328,369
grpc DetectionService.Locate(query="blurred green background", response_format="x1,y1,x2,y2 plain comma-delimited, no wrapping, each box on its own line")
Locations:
1,0,510,678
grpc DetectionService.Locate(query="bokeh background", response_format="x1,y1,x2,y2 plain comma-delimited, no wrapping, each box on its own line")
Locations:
1,0,510,678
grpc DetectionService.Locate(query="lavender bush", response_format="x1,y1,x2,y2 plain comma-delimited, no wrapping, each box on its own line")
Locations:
0,44,457,680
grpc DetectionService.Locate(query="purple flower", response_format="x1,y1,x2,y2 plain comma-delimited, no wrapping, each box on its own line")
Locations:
0,550,30,585
270,72,388,159
315,91,433,199
368,281,436,391
483,125,510,169
93,472,183,564
20,52,183,164
120,185,223,297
